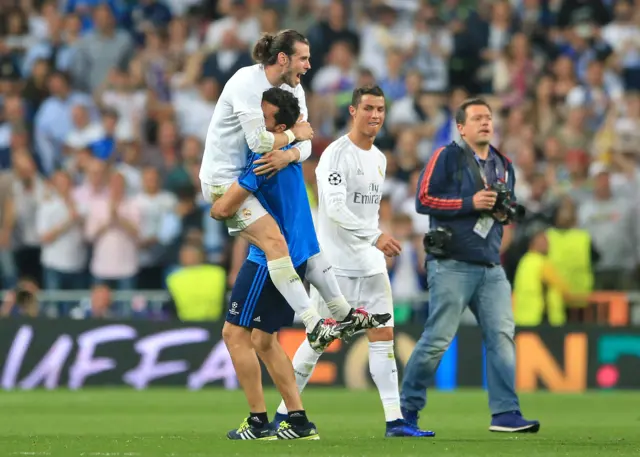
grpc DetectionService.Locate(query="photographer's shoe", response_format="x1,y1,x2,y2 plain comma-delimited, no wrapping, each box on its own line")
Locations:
385,419,435,438
489,411,540,433
401,407,420,427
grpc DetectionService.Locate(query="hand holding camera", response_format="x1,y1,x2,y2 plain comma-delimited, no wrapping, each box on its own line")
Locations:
473,184,525,222
472,189,497,211
487,182,525,222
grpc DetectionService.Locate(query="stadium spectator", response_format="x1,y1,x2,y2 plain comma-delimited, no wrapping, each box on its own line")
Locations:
65,103,104,151
34,70,96,176
12,151,46,285
158,183,203,271
578,162,639,290
387,213,427,324
0,169,16,290
546,196,597,322
165,242,226,321
116,141,144,194
85,171,140,290
97,69,148,142
70,283,114,319
0,275,40,317
70,4,134,93
135,166,177,289
36,170,86,310
171,77,219,143
73,157,109,213
513,224,590,326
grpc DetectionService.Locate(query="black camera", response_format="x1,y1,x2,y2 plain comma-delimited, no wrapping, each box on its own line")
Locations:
489,182,526,222
423,226,453,258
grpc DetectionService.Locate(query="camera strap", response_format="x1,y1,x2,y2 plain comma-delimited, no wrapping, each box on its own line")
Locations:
460,142,486,192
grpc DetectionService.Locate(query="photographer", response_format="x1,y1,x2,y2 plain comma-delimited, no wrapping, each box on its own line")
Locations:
399,99,539,433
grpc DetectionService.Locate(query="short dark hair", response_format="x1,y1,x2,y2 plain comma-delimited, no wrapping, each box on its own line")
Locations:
252,29,309,66
455,98,492,125
49,70,71,85
351,85,385,107
262,87,300,130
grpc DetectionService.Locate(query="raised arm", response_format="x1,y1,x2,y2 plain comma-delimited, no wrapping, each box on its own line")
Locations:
234,87,312,154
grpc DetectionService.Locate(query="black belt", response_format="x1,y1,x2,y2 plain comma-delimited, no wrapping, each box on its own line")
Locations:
465,260,499,268
436,258,499,268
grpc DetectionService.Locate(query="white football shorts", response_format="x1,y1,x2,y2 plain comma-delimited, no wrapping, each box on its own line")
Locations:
201,182,268,235
311,272,394,328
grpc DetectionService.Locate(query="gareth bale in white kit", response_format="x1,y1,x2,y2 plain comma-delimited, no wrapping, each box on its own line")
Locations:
199,39,312,230
199,30,369,351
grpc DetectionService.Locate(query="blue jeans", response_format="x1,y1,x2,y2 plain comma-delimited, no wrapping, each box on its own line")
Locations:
44,268,86,290
400,259,520,415
93,276,136,291
0,250,17,289
43,268,86,316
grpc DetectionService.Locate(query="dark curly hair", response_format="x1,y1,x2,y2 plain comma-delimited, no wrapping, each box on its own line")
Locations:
262,87,300,130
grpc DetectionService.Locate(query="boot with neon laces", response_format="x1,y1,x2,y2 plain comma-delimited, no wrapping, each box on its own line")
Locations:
385,419,435,438
227,414,277,440
275,410,320,440
341,307,392,337
489,411,540,433
306,317,353,352
271,411,288,430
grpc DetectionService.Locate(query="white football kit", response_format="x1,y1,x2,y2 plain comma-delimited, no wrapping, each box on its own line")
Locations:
199,64,311,234
313,135,393,326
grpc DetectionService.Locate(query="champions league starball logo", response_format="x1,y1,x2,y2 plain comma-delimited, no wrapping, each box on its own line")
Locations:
328,172,342,186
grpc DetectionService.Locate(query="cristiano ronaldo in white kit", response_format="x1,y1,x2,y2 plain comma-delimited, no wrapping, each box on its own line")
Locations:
313,130,392,319
274,86,434,438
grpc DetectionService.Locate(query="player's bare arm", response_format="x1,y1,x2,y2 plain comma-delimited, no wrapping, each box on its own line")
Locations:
210,182,251,221
253,147,301,178
269,121,313,151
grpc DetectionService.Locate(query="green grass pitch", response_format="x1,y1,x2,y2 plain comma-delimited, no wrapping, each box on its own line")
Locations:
1,388,639,456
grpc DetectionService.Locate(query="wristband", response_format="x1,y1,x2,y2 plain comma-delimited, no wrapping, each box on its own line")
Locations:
284,129,296,144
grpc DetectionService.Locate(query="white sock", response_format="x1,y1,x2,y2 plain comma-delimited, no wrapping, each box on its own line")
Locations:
305,253,352,320
268,256,321,332
276,338,321,415
369,341,403,422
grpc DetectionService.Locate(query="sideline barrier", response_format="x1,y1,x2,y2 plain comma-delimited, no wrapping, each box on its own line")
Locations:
1,289,634,325
1,319,639,392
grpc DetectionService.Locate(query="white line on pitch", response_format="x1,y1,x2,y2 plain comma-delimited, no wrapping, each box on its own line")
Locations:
11,453,51,456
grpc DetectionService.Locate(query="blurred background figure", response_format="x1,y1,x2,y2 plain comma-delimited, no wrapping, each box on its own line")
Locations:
165,241,226,321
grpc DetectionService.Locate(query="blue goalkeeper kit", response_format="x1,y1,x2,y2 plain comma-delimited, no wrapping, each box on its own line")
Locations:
226,144,320,333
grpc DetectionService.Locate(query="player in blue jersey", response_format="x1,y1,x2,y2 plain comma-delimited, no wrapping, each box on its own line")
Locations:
213,88,391,441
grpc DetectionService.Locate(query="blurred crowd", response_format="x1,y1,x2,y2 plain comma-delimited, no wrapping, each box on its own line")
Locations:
1,0,640,321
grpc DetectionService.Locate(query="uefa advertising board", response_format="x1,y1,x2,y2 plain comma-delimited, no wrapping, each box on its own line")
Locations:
0,319,639,391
